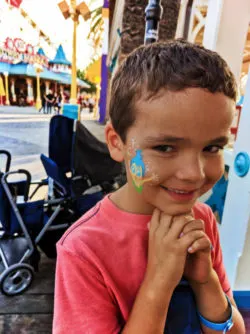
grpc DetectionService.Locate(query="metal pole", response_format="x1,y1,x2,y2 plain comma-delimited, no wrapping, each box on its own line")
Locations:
98,0,109,123
36,70,42,110
4,72,10,105
144,0,163,45
70,0,78,104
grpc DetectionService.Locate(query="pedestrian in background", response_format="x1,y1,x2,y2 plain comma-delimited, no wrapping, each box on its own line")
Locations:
88,95,95,113
46,90,55,114
54,91,63,115
39,92,47,113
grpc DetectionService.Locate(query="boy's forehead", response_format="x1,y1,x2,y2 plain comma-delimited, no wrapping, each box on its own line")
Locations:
131,88,234,138
134,88,234,118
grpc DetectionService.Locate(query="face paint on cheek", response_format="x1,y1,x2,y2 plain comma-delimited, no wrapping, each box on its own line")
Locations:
145,162,160,185
129,149,159,193
127,138,137,157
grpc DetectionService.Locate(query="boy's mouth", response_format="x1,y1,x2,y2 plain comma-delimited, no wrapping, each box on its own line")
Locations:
160,186,198,201
161,186,197,194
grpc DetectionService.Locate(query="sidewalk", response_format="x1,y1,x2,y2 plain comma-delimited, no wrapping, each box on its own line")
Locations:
0,106,106,183
0,106,106,142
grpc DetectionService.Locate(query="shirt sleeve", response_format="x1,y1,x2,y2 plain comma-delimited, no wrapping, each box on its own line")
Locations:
53,244,122,334
207,207,233,298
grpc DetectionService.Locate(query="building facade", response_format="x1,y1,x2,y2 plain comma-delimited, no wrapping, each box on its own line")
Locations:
0,37,89,106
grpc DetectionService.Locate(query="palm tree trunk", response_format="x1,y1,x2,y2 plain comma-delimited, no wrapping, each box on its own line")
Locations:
160,0,181,40
120,0,181,60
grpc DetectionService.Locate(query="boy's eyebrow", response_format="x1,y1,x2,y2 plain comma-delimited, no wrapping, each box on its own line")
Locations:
144,135,229,145
144,135,185,143
208,136,229,145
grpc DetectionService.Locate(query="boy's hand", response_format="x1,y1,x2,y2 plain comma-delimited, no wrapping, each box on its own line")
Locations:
181,219,213,284
146,209,210,292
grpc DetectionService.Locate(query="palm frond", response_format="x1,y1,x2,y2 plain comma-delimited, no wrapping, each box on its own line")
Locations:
86,5,105,51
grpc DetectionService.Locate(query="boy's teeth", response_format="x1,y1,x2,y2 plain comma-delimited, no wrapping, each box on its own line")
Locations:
168,188,190,194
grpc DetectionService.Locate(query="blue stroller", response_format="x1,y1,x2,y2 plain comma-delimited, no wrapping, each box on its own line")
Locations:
0,116,125,296
0,151,72,296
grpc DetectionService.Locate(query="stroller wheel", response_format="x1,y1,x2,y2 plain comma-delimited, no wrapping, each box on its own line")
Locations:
0,263,34,296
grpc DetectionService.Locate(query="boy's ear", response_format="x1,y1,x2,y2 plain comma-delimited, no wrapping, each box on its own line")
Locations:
105,123,125,162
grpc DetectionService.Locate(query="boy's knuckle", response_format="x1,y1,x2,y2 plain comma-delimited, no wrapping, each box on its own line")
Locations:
161,215,171,225
195,230,205,238
187,230,203,242
197,219,205,229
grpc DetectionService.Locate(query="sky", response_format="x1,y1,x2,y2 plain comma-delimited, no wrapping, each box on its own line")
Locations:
0,0,103,69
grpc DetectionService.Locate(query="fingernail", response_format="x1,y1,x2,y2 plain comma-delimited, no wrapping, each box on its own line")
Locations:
179,232,184,238
188,247,193,252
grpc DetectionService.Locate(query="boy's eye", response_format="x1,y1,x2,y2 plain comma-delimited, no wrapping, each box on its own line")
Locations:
153,145,174,153
203,145,223,153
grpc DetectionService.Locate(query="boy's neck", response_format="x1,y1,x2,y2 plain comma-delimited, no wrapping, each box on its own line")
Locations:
110,184,154,215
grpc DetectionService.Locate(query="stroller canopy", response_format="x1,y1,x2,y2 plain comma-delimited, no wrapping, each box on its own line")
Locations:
48,115,123,184
74,121,123,183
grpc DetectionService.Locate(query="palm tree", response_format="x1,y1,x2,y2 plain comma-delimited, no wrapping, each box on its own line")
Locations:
160,0,181,40
120,0,181,58
86,0,181,59
87,5,103,52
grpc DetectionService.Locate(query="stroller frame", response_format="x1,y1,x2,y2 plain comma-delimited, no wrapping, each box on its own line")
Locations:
0,169,69,296
0,149,48,201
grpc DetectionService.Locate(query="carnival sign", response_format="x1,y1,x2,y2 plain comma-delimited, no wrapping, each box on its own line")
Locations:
0,38,48,67
5,38,34,55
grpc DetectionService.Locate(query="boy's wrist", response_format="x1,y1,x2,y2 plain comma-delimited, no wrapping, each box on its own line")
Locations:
188,267,215,290
143,272,175,303
190,269,232,323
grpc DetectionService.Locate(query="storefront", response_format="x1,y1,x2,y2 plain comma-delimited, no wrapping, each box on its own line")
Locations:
0,37,89,106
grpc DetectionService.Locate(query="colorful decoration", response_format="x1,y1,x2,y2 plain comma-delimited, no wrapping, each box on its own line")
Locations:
129,149,157,193
5,0,23,8
130,150,146,193
19,8,54,49
0,38,48,67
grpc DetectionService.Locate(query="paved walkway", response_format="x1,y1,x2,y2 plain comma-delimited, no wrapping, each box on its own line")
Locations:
0,106,106,183
0,106,105,142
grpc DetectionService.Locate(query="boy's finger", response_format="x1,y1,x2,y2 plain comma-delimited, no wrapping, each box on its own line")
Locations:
188,236,211,253
155,213,173,238
179,230,206,250
168,215,194,240
149,208,161,235
181,219,205,235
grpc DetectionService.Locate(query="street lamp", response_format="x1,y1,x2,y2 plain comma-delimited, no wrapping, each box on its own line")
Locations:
58,0,90,104
3,72,10,105
34,63,43,110
144,0,163,44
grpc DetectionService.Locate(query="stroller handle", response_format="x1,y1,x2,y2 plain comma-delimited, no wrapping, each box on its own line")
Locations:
1,169,32,202
0,150,11,173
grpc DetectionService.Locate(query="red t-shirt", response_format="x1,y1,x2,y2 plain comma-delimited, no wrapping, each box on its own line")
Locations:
53,196,232,334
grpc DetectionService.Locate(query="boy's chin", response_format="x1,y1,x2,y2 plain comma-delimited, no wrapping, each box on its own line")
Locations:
156,202,196,217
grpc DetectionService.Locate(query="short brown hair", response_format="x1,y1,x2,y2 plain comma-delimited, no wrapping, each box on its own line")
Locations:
109,39,237,142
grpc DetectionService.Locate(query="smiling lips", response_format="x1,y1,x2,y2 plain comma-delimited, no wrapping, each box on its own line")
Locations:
161,186,198,201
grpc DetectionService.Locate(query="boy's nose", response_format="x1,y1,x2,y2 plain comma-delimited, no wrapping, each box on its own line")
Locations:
175,155,205,183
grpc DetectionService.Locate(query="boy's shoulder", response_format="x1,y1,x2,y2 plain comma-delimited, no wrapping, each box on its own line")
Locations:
193,201,213,219
57,195,120,254
193,201,218,236
58,200,103,248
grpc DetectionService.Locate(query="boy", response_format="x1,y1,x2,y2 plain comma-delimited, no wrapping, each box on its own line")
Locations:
53,40,246,333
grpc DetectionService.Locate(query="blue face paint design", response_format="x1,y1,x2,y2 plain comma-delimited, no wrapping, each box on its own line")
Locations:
130,149,146,193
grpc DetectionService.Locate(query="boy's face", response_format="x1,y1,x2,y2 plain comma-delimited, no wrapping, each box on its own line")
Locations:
109,88,234,216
